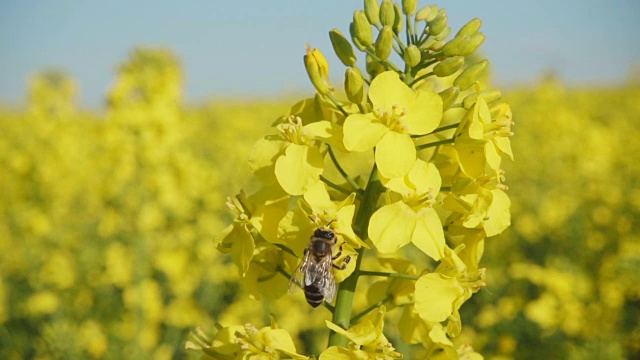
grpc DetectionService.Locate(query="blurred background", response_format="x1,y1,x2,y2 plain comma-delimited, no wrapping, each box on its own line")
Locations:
1,1,639,359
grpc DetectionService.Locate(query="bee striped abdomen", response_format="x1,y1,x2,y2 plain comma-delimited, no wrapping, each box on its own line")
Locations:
304,282,325,307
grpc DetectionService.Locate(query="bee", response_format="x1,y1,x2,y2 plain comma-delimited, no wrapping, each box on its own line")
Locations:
288,226,352,307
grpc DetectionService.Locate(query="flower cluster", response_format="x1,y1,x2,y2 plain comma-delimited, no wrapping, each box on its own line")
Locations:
198,1,514,359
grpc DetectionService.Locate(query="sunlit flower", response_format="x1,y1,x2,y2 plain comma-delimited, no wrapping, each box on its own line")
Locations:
343,71,443,178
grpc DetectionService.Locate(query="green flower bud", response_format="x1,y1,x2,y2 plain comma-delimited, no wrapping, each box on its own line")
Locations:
353,10,374,47
375,25,393,60
429,11,448,36
439,86,460,110
462,89,502,109
379,0,395,27
442,32,485,56
393,3,403,34
329,28,357,67
402,0,417,15
421,37,445,51
415,5,438,22
403,45,421,67
366,54,385,77
454,59,488,91
364,0,380,25
345,67,364,104
304,47,331,95
350,22,367,51
456,18,482,37
433,56,465,77
433,26,451,41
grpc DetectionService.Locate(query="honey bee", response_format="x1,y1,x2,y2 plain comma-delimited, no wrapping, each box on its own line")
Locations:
288,226,351,307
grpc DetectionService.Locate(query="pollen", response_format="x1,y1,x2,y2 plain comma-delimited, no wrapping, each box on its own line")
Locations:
374,104,411,133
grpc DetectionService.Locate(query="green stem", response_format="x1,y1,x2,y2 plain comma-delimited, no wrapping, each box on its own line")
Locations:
328,165,383,347
416,137,455,150
410,122,461,138
326,93,349,117
320,175,359,199
358,270,420,281
409,71,434,87
327,146,364,195
351,294,394,323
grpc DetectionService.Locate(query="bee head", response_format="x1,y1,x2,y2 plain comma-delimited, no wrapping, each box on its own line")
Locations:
313,228,335,240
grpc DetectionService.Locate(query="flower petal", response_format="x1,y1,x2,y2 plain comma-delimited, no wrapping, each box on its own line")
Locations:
411,208,445,261
403,89,443,135
369,201,415,253
415,273,464,322
343,113,388,151
304,120,348,152
375,132,416,178
407,159,442,196
368,71,414,111
275,144,323,195
483,189,511,237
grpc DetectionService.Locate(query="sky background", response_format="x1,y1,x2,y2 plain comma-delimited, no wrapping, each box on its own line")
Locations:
1,0,639,109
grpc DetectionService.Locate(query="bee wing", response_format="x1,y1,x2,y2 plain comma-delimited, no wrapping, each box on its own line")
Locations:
317,256,337,303
288,250,311,295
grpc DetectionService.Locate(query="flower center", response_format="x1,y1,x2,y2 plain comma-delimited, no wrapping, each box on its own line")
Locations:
277,115,310,145
374,104,410,133
405,188,437,209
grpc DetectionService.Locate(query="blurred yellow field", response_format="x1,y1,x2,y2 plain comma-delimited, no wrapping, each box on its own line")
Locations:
1,50,638,359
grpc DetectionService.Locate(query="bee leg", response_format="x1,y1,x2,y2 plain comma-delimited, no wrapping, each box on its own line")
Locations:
332,253,352,270
331,244,343,261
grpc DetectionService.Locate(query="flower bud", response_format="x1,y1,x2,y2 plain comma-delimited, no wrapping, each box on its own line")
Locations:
415,5,438,22
462,89,502,109
375,25,393,60
353,10,374,47
393,3,403,34
454,59,488,91
329,28,357,67
433,26,451,41
364,0,380,25
421,37,445,51
456,18,482,37
366,54,385,77
350,23,367,51
439,86,460,110
379,0,395,27
345,67,364,104
403,45,421,67
304,47,330,95
433,56,465,77
442,32,485,56
402,0,417,15
429,11,448,36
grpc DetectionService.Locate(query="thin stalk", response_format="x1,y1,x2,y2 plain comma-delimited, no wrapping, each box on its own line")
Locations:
320,175,359,198
410,71,434,87
351,294,394,323
410,122,461,138
358,270,420,281
416,137,455,150
328,165,383,347
326,93,349,117
327,146,363,195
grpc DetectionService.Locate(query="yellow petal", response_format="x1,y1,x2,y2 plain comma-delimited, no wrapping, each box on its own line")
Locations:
325,320,377,346
303,181,335,212
415,273,464,322
275,144,324,195
343,113,388,151
305,120,348,152
411,208,445,261
375,131,416,178
369,201,415,253
403,89,443,135
485,141,502,171
483,189,511,237
248,138,288,185
407,159,441,196
319,346,366,360
368,71,414,111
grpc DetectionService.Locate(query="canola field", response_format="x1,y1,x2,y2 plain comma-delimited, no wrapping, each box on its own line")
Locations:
1,48,639,359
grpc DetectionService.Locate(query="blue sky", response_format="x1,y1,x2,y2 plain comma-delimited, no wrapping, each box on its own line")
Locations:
1,0,638,108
